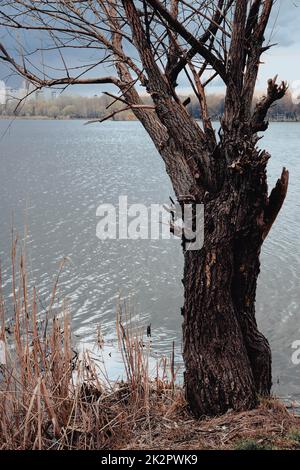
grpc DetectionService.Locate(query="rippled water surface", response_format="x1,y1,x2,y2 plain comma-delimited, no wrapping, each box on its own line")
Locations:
0,120,299,401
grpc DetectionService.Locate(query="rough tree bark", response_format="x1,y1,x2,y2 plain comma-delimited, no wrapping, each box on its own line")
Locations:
0,0,290,417
182,133,289,416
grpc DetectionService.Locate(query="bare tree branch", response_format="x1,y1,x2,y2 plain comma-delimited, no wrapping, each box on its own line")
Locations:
263,167,289,240
145,0,228,84
252,76,288,132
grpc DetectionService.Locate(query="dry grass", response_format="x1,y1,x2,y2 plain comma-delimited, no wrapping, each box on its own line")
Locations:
132,397,300,450
0,233,299,450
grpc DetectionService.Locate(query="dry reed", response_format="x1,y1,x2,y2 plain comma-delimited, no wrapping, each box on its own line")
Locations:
0,233,180,450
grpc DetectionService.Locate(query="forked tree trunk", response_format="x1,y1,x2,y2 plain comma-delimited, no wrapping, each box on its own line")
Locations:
117,0,290,417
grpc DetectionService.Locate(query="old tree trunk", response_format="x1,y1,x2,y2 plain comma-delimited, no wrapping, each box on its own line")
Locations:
182,145,288,417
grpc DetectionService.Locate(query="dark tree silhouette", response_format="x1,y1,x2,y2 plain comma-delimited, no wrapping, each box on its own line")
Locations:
0,0,289,417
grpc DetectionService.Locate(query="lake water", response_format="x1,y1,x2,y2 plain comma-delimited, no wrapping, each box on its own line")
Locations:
0,119,299,402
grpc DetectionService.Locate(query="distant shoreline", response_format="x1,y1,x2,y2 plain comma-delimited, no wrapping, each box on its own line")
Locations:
0,115,299,123
0,115,87,121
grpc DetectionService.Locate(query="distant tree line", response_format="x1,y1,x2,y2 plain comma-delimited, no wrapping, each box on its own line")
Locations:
186,91,300,121
1,91,299,122
0,94,135,120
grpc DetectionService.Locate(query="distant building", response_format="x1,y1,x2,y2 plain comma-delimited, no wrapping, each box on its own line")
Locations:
1,80,35,104
3,86,19,102
0,80,57,104
0,80,5,104
35,89,45,101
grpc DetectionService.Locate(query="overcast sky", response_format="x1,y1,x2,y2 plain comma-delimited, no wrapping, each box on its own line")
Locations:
0,0,299,97
247,0,300,93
